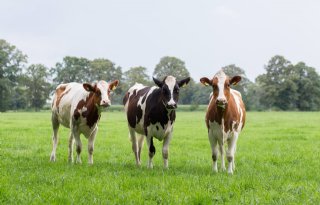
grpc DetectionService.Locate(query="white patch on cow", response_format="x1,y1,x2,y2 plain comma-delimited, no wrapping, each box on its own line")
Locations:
231,89,243,132
146,121,173,141
97,80,111,106
55,83,89,128
165,76,177,106
214,70,227,102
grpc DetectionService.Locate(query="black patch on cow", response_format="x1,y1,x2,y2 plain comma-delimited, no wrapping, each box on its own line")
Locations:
141,94,147,104
144,89,176,130
149,137,156,155
125,87,151,128
212,154,217,161
156,125,159,130
169,111,175,122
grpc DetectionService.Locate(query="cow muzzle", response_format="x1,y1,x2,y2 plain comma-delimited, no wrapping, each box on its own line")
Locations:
165,99,178,110
216,98,227,109
166,103,177,110
100,100,111,108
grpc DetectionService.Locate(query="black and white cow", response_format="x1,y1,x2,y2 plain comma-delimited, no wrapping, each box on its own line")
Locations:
123,76,190,168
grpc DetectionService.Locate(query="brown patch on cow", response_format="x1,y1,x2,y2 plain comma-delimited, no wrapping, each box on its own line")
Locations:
54,85,71,108
72,88,102,128
74,99,86,121
82,92,101,128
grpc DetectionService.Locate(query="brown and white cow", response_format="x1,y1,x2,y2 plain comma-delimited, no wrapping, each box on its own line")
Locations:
123,76,190,168
50,80,119,164
200,70,246,174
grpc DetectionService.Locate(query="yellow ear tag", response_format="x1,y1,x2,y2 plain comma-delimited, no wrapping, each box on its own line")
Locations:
204,82,209,86
111,86,117,91
182,83,187,88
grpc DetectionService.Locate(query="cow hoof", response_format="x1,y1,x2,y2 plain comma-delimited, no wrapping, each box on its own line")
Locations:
50,154,56,162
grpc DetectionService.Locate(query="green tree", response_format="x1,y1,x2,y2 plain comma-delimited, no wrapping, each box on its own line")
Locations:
246,83,264,111
292,62,320,110
256,55,298,110
0,39,27,111
153,56,190,80
25,64,51,111
191,83,212,105
123,66,150,87
89,58,122,82
52,56,90,84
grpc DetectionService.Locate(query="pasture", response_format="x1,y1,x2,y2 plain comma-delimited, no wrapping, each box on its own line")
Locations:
0,111,319,204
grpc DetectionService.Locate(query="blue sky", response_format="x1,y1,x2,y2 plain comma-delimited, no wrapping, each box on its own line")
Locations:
1,0,320,81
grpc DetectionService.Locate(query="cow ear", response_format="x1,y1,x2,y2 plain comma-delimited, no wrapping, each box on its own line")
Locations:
153,77,163,87
109,80,119,91
200,77,212,86
230,76,242,85
178,77,191,88
83,83,95,92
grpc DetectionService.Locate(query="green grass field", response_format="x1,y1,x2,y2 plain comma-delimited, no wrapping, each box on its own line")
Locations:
0,111,319,204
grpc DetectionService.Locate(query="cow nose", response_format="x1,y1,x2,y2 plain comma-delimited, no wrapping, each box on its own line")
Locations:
216,98,227,105
101,100,110,107
167,103,177,109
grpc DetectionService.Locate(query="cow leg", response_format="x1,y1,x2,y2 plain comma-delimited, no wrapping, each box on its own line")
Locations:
50,115,59,162
88,127,98,165
137,134,145,163
68,132,74,163
208,129,218,172
146,137,155,169
72,127,82,164
227,132,239,174
129,128,140,166
218,135,226,172
162,133,172,169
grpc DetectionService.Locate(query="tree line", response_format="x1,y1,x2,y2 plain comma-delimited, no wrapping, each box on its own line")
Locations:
1,39,320,112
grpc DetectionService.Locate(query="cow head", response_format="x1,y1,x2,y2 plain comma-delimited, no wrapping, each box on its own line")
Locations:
153,75,190,109
83,80,119,107
200,70,241,109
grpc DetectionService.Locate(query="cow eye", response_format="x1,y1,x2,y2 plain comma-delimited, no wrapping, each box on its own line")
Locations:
174,89,179,93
